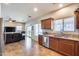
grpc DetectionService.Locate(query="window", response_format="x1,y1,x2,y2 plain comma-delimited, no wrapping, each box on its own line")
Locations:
16,26,22,32
64,17,75,31
54,19,63,32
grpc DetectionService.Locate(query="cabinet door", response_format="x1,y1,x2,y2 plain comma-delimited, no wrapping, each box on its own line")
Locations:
13,33,21,42
49,37,59,51
76,14,79,28
75,12,79,29
45,19,51,29
41,20,45,29
41,18,53,29
75,42,79,56
59,39,75,56
38,35,43,45
6,34,13,44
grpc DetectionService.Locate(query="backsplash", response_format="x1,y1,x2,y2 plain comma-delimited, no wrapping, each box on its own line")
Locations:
42,29,79,38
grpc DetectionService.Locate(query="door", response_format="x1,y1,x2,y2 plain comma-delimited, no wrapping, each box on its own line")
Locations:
26,26,32,37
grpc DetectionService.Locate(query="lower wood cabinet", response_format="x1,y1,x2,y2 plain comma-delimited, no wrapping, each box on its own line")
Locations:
49,37,59,51
49,37,78,56
39,36,79,56
58,39,75,56
38,35,43,45
75,41,79,56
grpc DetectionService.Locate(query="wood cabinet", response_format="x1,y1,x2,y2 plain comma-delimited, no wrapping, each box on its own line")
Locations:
49,37,75,56
39,35,79,56
41,20,45,29
13,33,22,42
58,39,75,56
5,34,13,44
74,9,79,29
75,41,79,56
41,18,54,29
49,37,59,51
38,35,43,45
49,37,77,56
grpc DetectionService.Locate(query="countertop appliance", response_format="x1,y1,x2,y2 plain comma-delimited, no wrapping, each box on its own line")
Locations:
43,36,49,48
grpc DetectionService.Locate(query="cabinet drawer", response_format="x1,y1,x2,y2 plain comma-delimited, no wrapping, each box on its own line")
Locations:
60,39,74,44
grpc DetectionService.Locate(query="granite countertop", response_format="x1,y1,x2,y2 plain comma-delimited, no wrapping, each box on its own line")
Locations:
4,32,21,34
44,34,79,41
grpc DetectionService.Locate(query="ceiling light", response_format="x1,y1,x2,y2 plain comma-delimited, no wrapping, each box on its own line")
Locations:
8,18,12,22
9,20,12,22
33,7,38,12
59,4,63,7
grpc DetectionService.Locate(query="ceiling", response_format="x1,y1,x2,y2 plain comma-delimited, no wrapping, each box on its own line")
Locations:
1,3,71,23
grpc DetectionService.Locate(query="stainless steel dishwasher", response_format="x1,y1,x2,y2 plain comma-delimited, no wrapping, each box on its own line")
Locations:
43,36,49,48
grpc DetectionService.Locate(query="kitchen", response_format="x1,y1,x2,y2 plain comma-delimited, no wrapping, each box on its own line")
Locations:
3,19,25,44
25,3,79,56
0,3,79,56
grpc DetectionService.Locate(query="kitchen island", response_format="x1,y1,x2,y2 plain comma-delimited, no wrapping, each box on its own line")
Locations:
4,32,23,44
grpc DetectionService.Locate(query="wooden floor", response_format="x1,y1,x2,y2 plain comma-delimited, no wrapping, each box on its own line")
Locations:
3,37,62,56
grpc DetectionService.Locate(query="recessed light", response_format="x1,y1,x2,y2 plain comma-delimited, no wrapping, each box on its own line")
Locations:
8,18,12,22
33,7,38,12
9,20,12,22
59,4,63,7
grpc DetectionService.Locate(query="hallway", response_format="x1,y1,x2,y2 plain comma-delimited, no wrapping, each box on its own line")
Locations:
4,37,62,56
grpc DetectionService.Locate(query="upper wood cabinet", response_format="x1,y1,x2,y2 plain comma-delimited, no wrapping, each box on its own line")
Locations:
41,18,54,29
74,8,79,29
